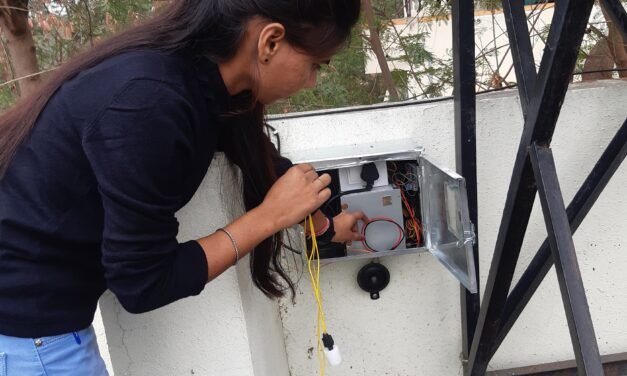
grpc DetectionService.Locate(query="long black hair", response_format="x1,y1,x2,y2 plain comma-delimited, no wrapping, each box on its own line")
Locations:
0,0,361,298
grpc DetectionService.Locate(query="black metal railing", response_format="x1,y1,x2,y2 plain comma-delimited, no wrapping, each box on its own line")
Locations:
451,0,627,374
452,1,480,369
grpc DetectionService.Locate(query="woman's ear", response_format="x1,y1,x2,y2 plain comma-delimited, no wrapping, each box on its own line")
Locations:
257,22,286,64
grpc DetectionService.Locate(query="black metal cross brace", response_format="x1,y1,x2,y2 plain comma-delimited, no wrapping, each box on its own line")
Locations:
487,119,627,363
528,143,604,374
599,0,627,41
450,0,627,374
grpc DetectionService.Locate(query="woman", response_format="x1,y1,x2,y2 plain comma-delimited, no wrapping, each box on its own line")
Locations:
0,0,365,374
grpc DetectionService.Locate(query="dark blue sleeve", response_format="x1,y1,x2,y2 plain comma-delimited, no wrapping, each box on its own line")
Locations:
82,79,208,314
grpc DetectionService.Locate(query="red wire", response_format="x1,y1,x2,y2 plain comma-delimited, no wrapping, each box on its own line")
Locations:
360,216,404,252
399,187,422,245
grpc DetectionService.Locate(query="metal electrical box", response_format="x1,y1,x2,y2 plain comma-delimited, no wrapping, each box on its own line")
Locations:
341,186,406,254
286,139,478,293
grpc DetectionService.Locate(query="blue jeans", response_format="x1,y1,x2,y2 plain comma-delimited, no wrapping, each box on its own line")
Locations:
0,325,108,376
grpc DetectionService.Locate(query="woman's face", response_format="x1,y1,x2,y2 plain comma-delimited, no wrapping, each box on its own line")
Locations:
256,43,330,104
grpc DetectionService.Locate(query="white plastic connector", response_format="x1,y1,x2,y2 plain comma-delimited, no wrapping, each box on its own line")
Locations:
324,344,342,366
339,160,388,191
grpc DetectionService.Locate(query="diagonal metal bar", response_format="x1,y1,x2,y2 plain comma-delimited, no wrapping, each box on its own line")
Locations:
501,0,537,118
452,0,480,369
467,1,596,374
529,143,603,375
599,0,627,41
488,118,627,360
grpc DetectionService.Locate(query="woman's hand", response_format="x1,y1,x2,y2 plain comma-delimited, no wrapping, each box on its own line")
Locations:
260,163,332,231
331,206,368,244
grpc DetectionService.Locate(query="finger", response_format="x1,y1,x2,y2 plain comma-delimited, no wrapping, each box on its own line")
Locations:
350,210,366,220
314,173,331,188
305,169,319,182
352,232,365,241
296,163,315,173
317,187,332,203
349,210,367,222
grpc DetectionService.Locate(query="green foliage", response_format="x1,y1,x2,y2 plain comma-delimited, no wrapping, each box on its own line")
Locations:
0,85,17,112
394,32,433,67
477,0,502,12
267,0,454,113
3,0,616,115
30,0,153,70
104,0,153,27
1,0,155,108
386,30,453,99
416,0,451,19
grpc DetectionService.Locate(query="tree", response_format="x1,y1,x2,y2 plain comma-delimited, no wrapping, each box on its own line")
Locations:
267,0,449,113
0,0,154,110
1,0,624,114
362,0,399,100
0,0,40,97
582,0,627,81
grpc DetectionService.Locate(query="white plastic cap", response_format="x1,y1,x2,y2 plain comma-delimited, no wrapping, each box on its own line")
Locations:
324,345,342,366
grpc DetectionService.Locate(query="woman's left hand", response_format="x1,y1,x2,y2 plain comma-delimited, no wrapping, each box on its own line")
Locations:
331,209,368,244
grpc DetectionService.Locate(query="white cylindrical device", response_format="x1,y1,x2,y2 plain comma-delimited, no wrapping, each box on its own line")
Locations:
324,345,342,366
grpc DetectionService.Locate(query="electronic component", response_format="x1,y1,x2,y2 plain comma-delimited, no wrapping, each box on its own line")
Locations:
322,333,342,366
339,160,389,191
293,140,477,293
357,262,390,300
340,185,405,254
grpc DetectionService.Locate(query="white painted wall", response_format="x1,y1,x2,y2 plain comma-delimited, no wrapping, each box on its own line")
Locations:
93,306,113,373
97,156,289,376
97,80,627,375
272,80,627,375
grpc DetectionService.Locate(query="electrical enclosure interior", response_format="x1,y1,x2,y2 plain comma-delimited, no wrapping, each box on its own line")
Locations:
285,139,478,293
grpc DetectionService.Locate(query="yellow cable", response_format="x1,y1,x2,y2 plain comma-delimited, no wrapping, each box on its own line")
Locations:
307,217,326,329
306,215,328,376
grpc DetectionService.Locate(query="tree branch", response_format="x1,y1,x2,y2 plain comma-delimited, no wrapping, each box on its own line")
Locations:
362,0,400,101
81,0,93,48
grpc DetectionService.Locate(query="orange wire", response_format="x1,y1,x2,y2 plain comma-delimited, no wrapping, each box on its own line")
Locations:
399,188,421,245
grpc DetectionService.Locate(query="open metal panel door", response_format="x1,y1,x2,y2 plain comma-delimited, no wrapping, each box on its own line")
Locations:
419,155,477,293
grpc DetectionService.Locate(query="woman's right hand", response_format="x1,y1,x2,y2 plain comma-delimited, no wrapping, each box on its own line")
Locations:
260,163,332,230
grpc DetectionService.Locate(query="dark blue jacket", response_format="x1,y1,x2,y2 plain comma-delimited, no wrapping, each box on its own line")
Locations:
0,51,285,337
